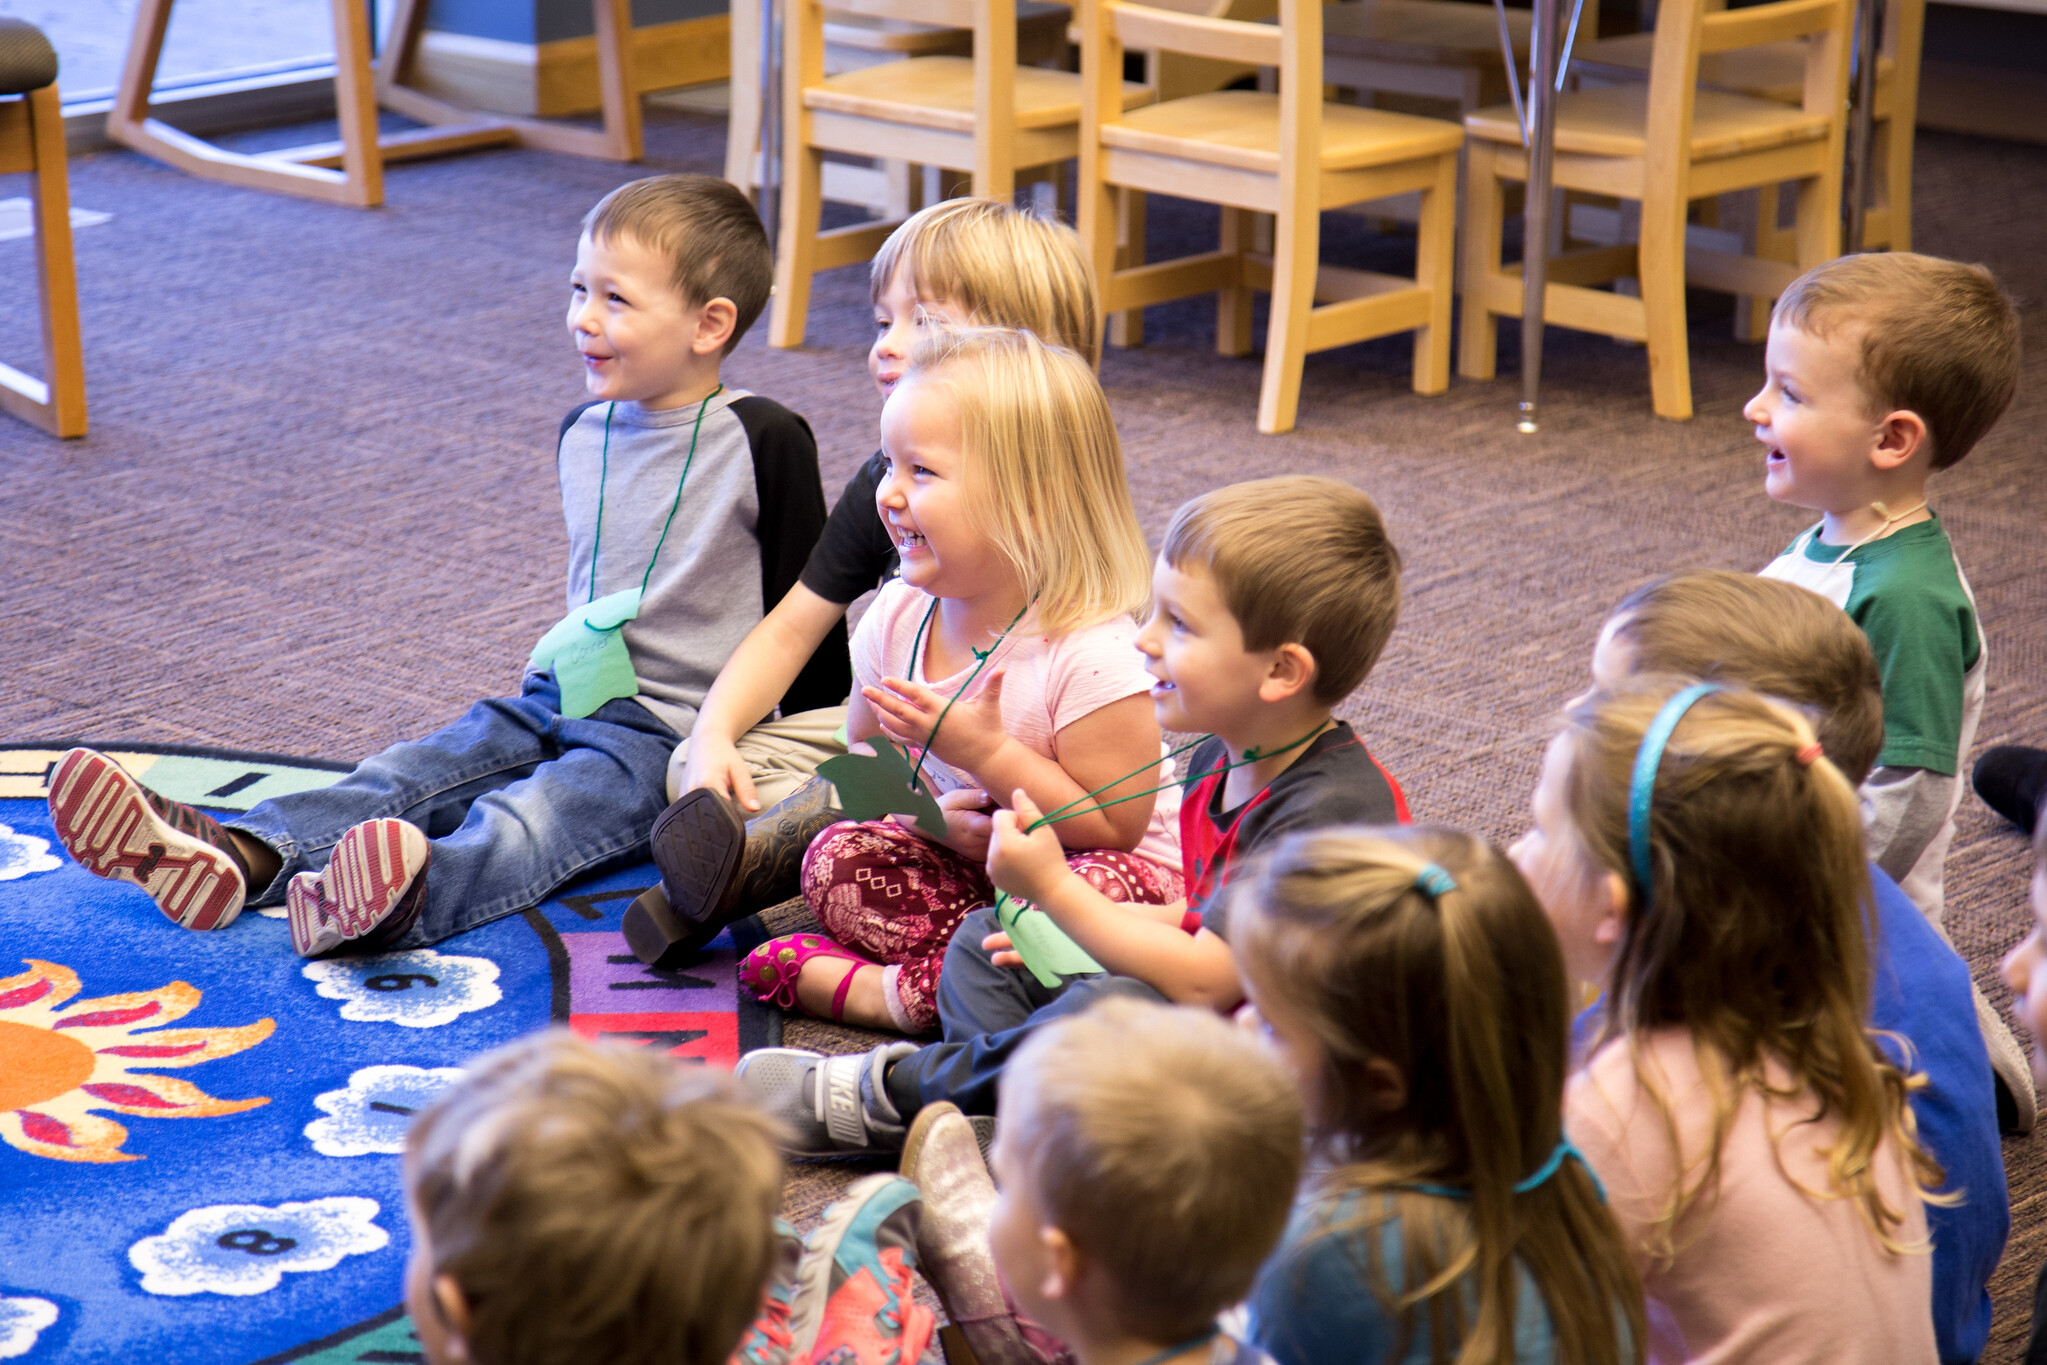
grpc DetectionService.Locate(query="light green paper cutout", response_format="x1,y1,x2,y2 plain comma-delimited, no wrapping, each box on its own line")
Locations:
529,586,643,719
994,890,1104,987
816,740,949,838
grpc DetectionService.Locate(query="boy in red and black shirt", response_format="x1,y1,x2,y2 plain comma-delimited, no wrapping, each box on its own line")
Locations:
739,476,1408,1153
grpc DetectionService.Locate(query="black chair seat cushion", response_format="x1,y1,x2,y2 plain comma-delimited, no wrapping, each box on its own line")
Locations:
0,19,58,97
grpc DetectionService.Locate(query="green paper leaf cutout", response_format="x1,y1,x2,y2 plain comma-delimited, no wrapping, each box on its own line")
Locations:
994,890,1104,987
816,740,949,838
530,587,644,719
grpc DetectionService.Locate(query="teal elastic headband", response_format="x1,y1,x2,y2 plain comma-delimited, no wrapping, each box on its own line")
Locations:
1408,1139,1606,1202
1627,682,1722,909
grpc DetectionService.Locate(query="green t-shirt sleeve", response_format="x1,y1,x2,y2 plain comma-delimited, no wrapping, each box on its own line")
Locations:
1849,572,1978,776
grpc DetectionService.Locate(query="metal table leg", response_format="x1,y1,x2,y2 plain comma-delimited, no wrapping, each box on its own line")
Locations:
1493,0,1578,433
760,0,782,250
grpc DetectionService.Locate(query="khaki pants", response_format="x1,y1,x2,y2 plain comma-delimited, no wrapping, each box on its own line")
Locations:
664,705,848,807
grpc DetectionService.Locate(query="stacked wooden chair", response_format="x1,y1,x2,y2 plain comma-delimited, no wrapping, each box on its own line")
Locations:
0,18,85,437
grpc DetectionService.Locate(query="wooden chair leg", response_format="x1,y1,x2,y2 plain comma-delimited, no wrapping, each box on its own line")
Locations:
1867,114,1910,251
1790,162,1842,273
1256,202,1319,435
1734,182,1788,342
1638,194,1693,421
1410,150,1456,395
725,0,764,195
0,85,86,437
1109,188,1146,349
1458,140,1504,382
769,143,825,348
1216,206,1254,358
1078,170,1121,365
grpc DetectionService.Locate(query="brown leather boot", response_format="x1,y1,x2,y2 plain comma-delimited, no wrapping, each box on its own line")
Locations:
623,776,845,968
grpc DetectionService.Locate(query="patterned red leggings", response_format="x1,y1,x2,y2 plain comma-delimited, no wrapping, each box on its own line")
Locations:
801,819,1184,1033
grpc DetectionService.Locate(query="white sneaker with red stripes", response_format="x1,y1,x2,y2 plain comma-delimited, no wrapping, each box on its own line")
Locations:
287,818,430,958
46,746,248,932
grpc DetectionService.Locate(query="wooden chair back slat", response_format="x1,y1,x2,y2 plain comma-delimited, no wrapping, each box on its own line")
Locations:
1698,0,1839,53
1108,1,1284,67
824,0,978,31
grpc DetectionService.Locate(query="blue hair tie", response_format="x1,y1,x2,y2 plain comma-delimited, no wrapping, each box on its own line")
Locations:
1406,1139,1605,1202
1627,683,1722,911
1413,863,1457,898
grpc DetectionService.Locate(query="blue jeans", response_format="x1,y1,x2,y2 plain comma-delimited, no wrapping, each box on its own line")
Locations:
882,905,1166,1118
227,672,679,947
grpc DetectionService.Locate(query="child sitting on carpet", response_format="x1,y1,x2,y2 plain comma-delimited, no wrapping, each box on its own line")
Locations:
403,1030,784,1365
1588,569,2006,1365
1515,675,1945,1363
738,326,1182,1035
48,174,842,959
737,474,1408,1155
1234,826,1643,1365
988,996,1303,1365
1751,253,2019,934
626,196,1102,968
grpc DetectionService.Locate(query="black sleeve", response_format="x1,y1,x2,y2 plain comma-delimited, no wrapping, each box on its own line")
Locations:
798,451,900,605
556,400,603,465
731,396,853,717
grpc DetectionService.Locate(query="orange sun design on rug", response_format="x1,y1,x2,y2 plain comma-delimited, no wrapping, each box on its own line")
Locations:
0,959,274,1163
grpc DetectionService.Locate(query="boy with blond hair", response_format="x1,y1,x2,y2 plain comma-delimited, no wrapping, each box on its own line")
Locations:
985,997,1303,1365
738,475,1408,1152
1751,252,2020,930
50,174,842,959
403,1030,786,1365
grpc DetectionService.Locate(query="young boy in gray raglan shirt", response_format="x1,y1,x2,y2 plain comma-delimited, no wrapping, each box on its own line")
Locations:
49,175,850,958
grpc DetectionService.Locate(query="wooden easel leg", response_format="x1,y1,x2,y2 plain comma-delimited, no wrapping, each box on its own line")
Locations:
592,0,645,161
330,0,384,207
20,85,85,437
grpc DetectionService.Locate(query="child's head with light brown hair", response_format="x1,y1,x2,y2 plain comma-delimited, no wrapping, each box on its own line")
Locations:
1232,825,1644,1365
1159,476,1401,705
1521,675,1944,1255
1597,569,1885,784
402,1029,784,1365
1771,252,2019,471
892,327,1150,636
870,198,1099,366
989,996,1302,1350
582,174,773,353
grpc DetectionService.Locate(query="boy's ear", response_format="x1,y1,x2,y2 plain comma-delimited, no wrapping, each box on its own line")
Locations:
693,296,741,357
1039,1225,1080,1304
432,1275,474,1362
1870,407,1930,472
1258,643,1318,705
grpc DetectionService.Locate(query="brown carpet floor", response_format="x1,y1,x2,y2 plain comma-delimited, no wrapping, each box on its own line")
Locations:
4,106,2042,1358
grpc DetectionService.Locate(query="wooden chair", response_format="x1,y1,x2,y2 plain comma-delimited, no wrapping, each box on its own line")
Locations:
1574,0,1922,339
1078,0,1464,432
724,0,1072,216
769,0,1154,347
1322,0,1531,119
1458,0,1853,419
0,20,84,438
108,0,643,210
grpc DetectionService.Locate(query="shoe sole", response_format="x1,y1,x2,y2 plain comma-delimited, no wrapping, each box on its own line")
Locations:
288,819,429,957
48,748,245,931
649,788,747,932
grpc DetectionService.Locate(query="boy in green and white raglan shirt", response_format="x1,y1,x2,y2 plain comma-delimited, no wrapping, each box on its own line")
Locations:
1750,252,2028,1127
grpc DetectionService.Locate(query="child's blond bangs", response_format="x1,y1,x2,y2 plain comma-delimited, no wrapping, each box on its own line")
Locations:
906,328,1149,637
870,199,1101,365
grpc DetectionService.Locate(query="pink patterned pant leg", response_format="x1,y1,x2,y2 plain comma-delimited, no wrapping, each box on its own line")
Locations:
1064,849,1186,908
801,819,992,1032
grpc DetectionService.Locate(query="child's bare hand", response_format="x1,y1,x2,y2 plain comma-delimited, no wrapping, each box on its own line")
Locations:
896,787,996,861
864,669,1008,773
979,927,1026,970
676,732,760,811
987,789,1074,904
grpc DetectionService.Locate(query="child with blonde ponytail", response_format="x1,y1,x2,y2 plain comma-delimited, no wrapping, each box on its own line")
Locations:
1513,675,1945,1363
1234,826,1643,1365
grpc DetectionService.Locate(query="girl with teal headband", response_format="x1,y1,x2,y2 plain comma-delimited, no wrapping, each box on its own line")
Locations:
1514,675,1948,1364
1233,825,1644,1365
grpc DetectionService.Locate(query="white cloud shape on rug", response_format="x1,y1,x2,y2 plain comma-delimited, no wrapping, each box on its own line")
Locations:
0,1297,59,1359
303,950,501,1028
0,825,59,882
307,1064,465,1156
129,1197,388,1296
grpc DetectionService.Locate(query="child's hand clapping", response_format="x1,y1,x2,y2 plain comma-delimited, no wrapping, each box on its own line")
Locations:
864,670,1010,775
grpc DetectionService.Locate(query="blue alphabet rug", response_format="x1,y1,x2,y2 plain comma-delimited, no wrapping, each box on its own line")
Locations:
0,742,779,1364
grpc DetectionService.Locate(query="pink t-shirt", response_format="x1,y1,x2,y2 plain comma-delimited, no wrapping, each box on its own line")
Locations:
1568,1030,1937,1365
851,578,1181,871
